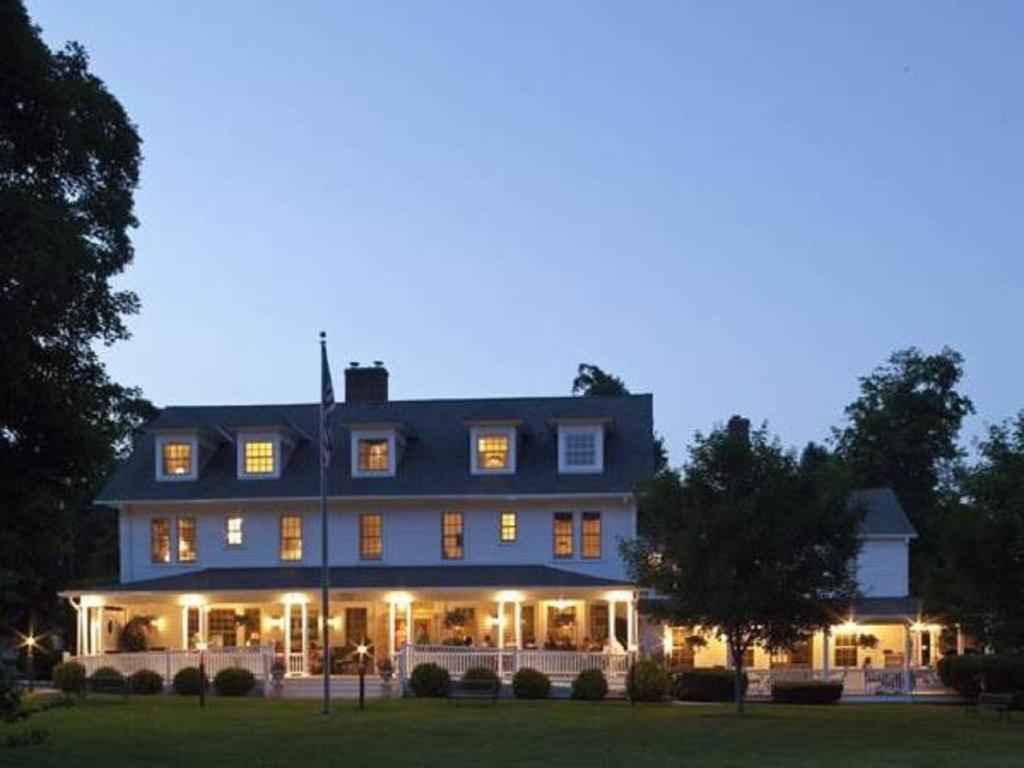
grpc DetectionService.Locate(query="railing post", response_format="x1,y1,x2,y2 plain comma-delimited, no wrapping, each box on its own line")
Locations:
165,649,171,684
398,646,409,697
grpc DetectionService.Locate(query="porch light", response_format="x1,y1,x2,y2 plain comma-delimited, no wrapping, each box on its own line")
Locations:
838,620,859,632
328,616,342,631
386,591,413,607
603,590,633,603
80,595,104,608
178,594,206,607
282,592,309,604
150,617,166,631
550,599,573,610
496,590,524,603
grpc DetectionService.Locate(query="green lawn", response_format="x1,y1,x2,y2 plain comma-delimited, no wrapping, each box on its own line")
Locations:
3,696,1022,768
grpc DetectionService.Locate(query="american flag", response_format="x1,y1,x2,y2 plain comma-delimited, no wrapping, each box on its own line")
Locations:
321,341,336,468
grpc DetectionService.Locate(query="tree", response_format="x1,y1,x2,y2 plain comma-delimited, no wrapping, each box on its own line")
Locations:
572,363,668,471
0,0,154,637
623,417,861,714
928,414,1024,652
834,347,973,587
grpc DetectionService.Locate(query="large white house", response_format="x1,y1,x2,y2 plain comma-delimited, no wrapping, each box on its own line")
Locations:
62,364,946,695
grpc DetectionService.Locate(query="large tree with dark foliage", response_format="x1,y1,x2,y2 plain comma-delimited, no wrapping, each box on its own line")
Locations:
623,418,861,714
0,0,154,638
929,414,1024,653
834,347,973,587
573,363,668,471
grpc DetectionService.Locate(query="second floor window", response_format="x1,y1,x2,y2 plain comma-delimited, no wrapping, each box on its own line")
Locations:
476,435,510,470
360,514,383,560
243,440,275,474
553,512,574,558
358,439,390,472
280,515,302,561
581,512,602,559
442,512,464,560
151,518,170,563
162,442,192,477
177,518,197,562
226,515,243,547
500,511,517,543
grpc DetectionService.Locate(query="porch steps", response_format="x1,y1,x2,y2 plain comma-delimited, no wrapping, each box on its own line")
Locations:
279,677,396,700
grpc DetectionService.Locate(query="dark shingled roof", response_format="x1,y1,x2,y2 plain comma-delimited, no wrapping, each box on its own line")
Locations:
84,565,631,593
848,487,917,537
97,395,654,503
851,596,924,620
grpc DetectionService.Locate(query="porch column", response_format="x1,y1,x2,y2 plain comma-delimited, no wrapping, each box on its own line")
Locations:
300,602,309,674
626,598,637,651
181,606,189,649
903,623,912,694
956,624,965,655
388,601,397,657
607,598,617,648
514,602,522,648
200,606,209,646
821,629,831,680
497,600,506,649
405,601,413,649
283,604,292,662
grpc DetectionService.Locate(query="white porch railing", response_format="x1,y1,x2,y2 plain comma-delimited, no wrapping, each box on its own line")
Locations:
400,645,634,687
286,653,305,677
744,667,949,697
72,646,274,681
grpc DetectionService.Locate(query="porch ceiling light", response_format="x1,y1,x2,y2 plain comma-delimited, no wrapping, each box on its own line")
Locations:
550,599,574,610
178,594,206,607
603,590,633,603
282,592,309,605
496,590,524,603
80,595,104,608
387,591,413,607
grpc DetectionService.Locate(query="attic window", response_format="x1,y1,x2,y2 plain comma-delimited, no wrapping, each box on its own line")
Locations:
557,424,604,474
469,426,516,475
155,435,198,481
358,439,390,472
476,435,509,470
243,440,275,474
236,433,284,479
163,443,192,476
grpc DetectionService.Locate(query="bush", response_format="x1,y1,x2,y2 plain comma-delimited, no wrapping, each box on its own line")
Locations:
88,666,125,692
571,669,608,701
627,660,669,702
129,669,164,695
672,668,747,702
462,666,500,690
172,666,208,696
213,667,256,697
938,654,1024,706
512,667,551,699
52,661,87,695
409,663,450,697
771,680,843,704
0,666,23,722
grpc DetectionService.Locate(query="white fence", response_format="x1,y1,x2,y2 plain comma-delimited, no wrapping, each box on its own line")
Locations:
72,646,274,681
745,667,948,697
399,645,634,687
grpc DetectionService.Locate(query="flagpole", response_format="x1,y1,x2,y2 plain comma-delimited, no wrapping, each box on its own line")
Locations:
319,331,331,715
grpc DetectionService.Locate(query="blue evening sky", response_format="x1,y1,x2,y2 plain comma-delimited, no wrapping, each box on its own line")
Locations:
28,1,1024,464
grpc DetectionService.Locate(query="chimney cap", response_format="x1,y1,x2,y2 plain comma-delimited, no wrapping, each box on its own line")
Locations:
373,360,384,368
349,361,360,368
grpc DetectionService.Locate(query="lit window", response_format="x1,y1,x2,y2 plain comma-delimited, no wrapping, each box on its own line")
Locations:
226,515,243,547
834,632,858,668
553,513,574,559
500,511,517,543
243,441,275,474
442,512,464,560
358,439,390,472
581,512,601,559
177,518,197,562
565,433,596,467
162,442,192,476
360,514,383,560
476,435,509,470
151,518,170,563
280,515,302,561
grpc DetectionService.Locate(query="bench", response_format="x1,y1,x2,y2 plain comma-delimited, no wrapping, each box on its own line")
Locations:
971,692,1014,721
447,678,500,704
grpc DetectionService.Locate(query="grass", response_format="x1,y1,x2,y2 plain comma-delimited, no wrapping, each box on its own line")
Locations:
3,695,1022,767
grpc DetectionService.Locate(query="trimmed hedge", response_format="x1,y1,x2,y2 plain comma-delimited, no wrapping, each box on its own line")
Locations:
938,654,1024,707
88,666,125,692
128,669,164,695
409,663,451,697
172,666,209,696
571,669,608,701
462,666,500,690
52,661,87,695
771,680,843,705
672,668,747,702
213,667,256,697
512,668,551,699
627,660,669,702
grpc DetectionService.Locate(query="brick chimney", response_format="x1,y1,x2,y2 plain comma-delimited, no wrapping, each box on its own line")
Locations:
726,415,750,442
344,361,389,403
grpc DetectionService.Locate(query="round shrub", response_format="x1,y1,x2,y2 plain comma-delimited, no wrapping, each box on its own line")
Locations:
128,669,164,695
53,661,87,694
627,660,669,702
88,666,125,692
409,663,451,697
213,667,256,697
571,668,608,701
462,666,500,691
939,654,1024,705
512,667,551,699
172,666,209,696
672,668,747,702
771,680,843,705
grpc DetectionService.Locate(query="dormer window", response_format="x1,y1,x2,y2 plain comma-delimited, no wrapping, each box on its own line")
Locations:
358,439,390,472
155,434,199,481
557,424,605,474
349,426,401,478
469,425,517,475
243,440,275,475
236,431,286,479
